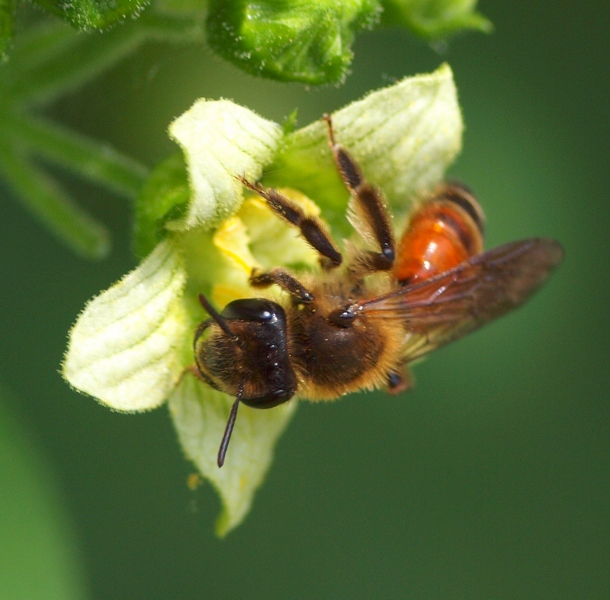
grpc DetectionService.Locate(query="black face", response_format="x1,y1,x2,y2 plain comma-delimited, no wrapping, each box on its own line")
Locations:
195,298,298,408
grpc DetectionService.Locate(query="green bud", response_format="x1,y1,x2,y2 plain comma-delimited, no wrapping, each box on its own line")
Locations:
206,0,382,84
381,0,492,39
31,0,150,30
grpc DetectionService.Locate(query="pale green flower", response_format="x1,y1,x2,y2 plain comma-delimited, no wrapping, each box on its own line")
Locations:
63,64,463,536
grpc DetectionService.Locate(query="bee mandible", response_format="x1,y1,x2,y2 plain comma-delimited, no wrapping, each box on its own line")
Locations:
193,115,564,467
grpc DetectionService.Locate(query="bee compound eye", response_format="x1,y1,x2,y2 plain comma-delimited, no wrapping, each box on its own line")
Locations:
221,298,284,323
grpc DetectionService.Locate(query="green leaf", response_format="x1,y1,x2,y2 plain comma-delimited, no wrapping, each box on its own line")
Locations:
31,0,151,30
168,375,297,537
268,63,463,235
133,152,191,259
0,389,87,600
206,0,382,84
381,0,492,39
0,0,15,57
168,99,283,231
63,238,190,410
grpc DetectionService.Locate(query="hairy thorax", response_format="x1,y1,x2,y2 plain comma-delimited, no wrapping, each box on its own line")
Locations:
288,275,405,401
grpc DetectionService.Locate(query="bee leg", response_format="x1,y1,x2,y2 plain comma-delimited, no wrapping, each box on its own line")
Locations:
237,176,342,269
181,364,221,393
181,364,202,382
347,247,396,282
323,114,395,270
250,268,314,303
386,366,413,395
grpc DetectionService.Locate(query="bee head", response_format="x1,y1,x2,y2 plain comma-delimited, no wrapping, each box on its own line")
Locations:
194,294,297,467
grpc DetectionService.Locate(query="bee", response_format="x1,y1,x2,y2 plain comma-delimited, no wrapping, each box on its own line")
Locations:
193,115,564,467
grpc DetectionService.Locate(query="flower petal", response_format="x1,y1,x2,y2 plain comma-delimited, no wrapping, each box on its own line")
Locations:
168,100,283,231
168,374,297,537
63,239,189,411
269,64,463,231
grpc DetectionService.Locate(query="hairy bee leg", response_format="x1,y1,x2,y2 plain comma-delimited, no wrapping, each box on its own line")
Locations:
250,268,314,303
238,176,342,268
347,248,398,281
323,114,395,268
386,366,413,395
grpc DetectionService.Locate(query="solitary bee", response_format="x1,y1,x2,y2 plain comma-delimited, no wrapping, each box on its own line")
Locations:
193,115,563,467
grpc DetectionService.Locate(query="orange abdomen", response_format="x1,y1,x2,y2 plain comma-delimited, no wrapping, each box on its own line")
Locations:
393,184,485,285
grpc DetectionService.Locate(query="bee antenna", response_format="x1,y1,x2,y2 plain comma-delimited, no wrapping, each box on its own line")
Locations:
217,385,243,468
198,293,237,341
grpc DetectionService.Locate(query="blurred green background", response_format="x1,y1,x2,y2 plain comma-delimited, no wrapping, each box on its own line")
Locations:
1,1,608,598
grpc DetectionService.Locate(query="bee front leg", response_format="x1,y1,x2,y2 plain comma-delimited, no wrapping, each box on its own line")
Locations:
237,176,343,269
250,268,314,303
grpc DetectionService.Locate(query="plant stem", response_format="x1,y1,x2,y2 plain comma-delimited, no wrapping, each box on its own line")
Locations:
7,113,148,198
0,144,110,259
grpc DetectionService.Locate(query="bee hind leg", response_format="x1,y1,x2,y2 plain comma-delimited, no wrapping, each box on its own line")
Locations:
323,114,395,270
386,366,413,395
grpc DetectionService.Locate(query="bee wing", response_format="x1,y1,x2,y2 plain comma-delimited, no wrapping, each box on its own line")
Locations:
358,238,563,362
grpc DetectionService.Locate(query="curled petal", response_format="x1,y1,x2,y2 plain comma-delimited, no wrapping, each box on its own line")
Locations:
63,239,189,411
168,100,283,231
